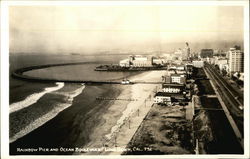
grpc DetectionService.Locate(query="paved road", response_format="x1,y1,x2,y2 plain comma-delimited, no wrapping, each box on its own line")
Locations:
205,63,243,106
204,63,243,136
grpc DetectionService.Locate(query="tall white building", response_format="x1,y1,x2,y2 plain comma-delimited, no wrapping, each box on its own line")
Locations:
214,57,228,72
192,60,204,68
184,42,191,60
228,48,244,73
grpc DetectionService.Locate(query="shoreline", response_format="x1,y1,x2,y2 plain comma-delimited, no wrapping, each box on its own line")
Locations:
77,70,167,155
9,69,167,155
10,84,122,155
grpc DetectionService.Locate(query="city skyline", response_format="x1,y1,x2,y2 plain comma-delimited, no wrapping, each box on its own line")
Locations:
2,1,249,157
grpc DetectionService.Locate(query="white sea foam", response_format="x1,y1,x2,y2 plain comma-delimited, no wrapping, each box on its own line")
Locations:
10,84,85,143
105,101,141,140
10,82,65,114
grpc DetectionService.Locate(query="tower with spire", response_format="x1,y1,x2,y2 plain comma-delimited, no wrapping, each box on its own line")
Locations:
185,42,191,60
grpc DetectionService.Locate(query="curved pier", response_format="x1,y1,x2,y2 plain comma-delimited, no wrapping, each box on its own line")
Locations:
12,62,122,84
12,62,165,85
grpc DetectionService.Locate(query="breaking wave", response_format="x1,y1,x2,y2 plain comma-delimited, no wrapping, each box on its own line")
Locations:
10,84,85,143
10,82,64,114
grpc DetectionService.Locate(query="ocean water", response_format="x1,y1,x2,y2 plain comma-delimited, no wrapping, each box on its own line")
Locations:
10,83,85,143
9,53,140,153
9,53,130,106
10,82,65,113
24,63,136,81
9,53,129,103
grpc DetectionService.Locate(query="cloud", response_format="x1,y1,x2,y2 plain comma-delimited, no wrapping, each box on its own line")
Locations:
9,5,244,53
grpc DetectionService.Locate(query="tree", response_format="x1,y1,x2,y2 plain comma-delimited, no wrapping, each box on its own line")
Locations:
234,45,241,50
237,80,243,87
215,65,220,71
237,72,241,79
222,69,227,76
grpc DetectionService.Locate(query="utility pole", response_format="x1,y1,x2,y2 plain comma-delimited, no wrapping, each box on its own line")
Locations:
128,118,131,129
195,139,199,154
101,136,105,147
114,135,117,148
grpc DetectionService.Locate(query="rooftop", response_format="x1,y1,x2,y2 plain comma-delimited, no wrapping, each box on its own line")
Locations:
170,73,186,77
155,92,185,97
162,83,185,88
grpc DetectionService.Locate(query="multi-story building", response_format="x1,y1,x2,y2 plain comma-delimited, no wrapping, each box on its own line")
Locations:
170,74,186,84
162,83,185,94
130,55,153,67
214,57,228,72
154,92,185,105
183,42,191,60
228,48,244,73
200,49,214,58
154,92,172,105
119,55,153,67
192,60,204,68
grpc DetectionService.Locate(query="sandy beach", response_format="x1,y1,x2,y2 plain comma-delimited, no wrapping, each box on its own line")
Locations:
78,70,167,155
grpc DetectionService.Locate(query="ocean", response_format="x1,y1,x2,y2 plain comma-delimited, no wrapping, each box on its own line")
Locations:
9,53,140,155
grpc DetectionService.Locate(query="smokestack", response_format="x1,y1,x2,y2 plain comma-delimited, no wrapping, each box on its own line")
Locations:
186,42,189,47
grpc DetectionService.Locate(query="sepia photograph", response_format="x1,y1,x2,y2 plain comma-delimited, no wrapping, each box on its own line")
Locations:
1,1,249,158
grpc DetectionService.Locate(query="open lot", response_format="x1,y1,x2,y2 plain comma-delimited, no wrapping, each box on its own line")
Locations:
195,79,215,95
196,97,243,154
123,104,194,155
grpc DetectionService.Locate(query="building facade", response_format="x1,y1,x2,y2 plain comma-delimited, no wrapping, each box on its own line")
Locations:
170,74,186,84
119,55,153,67
154,92,172,105
214,57,228,72
183,42,191,60
130,55,153,67
228,48,244,73
154,92,186,105
192,60,204,68
162,83,185,94
200,49,214,58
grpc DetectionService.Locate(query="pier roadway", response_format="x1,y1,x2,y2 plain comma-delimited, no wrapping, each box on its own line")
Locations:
12,62,163,85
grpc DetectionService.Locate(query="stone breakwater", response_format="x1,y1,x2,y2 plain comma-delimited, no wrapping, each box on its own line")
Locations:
11,62,122,84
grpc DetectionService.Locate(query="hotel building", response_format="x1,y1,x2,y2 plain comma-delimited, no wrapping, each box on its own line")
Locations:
228,48,244,73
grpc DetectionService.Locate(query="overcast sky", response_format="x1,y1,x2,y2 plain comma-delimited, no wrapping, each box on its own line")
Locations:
9,5,244,53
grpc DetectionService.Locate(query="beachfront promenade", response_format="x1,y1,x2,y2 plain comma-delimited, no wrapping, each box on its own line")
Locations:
77,70,167,155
